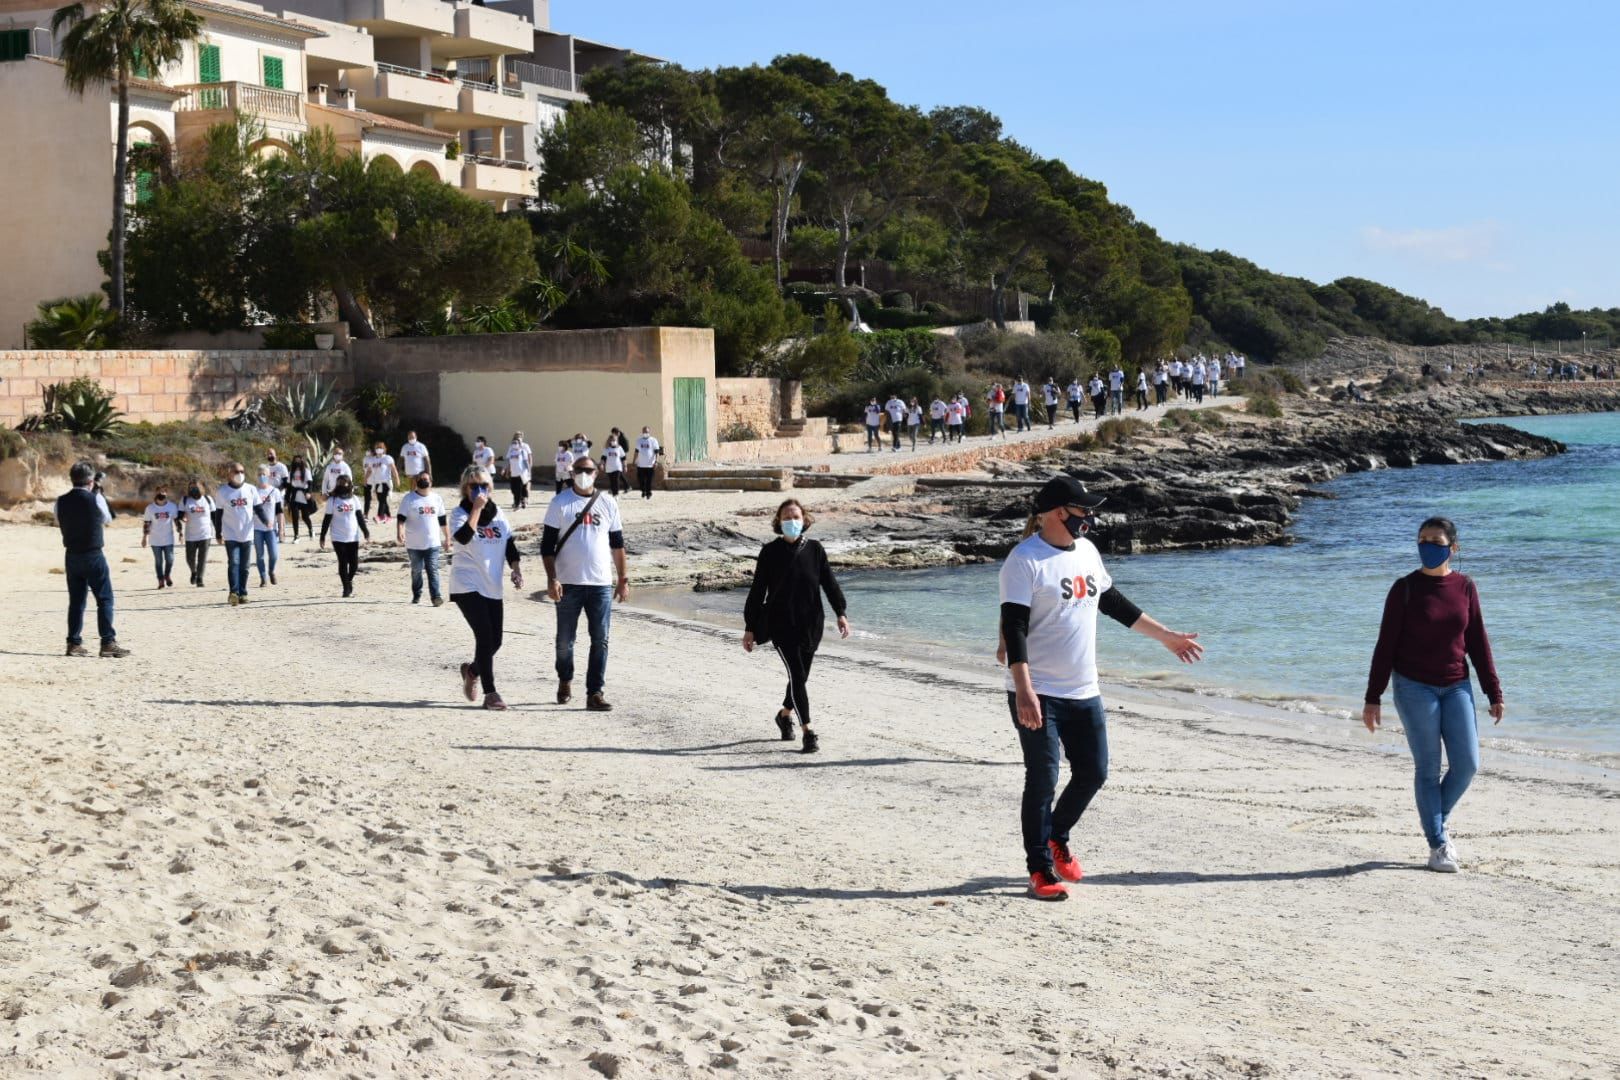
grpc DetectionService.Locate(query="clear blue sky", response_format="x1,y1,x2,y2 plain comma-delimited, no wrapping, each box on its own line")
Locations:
561,0,1619,320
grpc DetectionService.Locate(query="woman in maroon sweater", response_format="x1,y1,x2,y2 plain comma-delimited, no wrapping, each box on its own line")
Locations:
1363,517,1505,873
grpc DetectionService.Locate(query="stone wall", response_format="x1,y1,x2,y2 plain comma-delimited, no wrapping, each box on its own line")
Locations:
716,378,787,439
0,349,348,426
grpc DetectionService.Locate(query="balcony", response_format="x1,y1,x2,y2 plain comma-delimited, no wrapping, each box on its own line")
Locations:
462,155,535,201
175,82,306,145
298,16,375,76
440,3,532,57
450,79,528,126
356,62,458,116
510,59,582,99
343,0,452,35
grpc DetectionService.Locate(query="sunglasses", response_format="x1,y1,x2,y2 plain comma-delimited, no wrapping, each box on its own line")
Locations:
574,467,597,476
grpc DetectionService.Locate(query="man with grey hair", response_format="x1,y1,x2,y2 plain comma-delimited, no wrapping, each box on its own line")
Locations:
55,461,128,657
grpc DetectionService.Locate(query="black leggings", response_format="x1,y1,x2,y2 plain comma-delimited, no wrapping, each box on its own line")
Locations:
333,540,359,585
289,498,315,538
509,475,528,508
606,470,625,495
638,466,655,498
364,484,390,517
185,539,210,583
453,592,504,694
774,643,816,727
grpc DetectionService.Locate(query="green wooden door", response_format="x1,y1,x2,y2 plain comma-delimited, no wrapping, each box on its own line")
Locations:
673,377,707,463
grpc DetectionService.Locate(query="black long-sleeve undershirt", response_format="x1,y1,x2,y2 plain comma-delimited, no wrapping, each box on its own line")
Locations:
1000,586,1142,666
318,510,369,545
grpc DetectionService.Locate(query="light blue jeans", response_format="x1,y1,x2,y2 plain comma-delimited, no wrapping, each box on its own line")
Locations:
1392,673,1480,848
253,529,279,580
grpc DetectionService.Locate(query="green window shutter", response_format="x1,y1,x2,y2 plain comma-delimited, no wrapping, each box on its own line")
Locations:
135,169,155,204
131,46,151,78
198,43,220,83
0,29,29,62
262,55,283,89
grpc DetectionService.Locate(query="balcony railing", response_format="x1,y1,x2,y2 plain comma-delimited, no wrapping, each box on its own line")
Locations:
176,81,304,123
509,60,579,94
378,60,453,84
454,73,523,98
464,153,532,170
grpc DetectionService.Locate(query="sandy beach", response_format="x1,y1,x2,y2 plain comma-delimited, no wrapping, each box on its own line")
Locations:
1,500,1617,1078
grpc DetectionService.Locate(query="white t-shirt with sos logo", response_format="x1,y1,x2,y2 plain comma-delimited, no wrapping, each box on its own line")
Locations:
143,500,180,546
449,502,514,600
215,483,264,543
324,494,365,543
542,487,622,587
999,532,1112,700
397,490,445,550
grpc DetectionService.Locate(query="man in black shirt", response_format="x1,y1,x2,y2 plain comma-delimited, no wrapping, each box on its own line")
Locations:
55,461,129,658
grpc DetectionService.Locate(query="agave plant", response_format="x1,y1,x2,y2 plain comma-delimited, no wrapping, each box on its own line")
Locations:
268,376,343,433
457,299,532,335
303,432,337,475
41,378,124,436
26,294,119,349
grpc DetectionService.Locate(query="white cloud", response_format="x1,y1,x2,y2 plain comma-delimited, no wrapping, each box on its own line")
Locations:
1359,222,1502,264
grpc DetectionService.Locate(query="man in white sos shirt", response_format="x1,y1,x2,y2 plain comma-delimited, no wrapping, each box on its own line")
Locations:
633,427,661,500
998,476,1203,901
542,454,628,712
321,448,353,496
398,430,431,483
215,461,268,605
396,473,450,606
505,432,534,509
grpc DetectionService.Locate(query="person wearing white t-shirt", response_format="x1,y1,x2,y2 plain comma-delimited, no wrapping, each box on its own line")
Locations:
396,473,449,606
215,463,267,605
945,398,966,442
601,440,627,495
1066,379,1084,423
179,480,215,587
906,398,923,450
318,474,369,597
1153,361,1169,405
1170,358,1185,398
448,465,523,711
321,448,353,496
262,449,290,495
472,436,496,478
1135,369,1150,411
633,428,661,499
554,441,575,494
1088,374,1105,419
252,468,284,588
542,455,627,711
1190,359,1207,403
141,487,180,588
1011,378,1032,431
1107,366,1125,416
285,454,317,543
997,476,1203,900
398,431,430,482
928,397,948,443
362,441,398,523
883,395,906,452
862,398,882,453
1042,379,1060,428
505,433,533,510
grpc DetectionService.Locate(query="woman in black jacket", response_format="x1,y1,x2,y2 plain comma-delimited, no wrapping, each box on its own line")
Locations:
742,499,850,754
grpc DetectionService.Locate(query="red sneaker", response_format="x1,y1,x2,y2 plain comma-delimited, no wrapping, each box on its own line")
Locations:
1028,870,1069,901
1048,840,1084,883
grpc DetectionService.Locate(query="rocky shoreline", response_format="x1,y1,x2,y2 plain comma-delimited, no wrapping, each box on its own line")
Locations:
660,380,1619,591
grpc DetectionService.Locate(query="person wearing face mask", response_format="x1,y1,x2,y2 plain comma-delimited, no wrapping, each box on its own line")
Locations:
472,435,496,477
450,466,523,710
997,476,1204,901
554,440,575,495
215,462,268,605
321,448,353,497
600,436,627,496
505,432,533,510
398,430,430,486
318,476,369,597
263,448,290,495
362,441,398,523
396,472,449,606
742,499,850,754
1364,517,1504,874
252,468,284,587
141,486,179,588
542,455,627,711
180,478,215,586
633,427,661,500
286,454,316,542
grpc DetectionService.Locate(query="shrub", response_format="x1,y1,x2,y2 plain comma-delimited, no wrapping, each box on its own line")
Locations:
352,380,401,432
1246,392,1283,418
266,376,344,433
862,307,943,330
26,294,119,350
1094,418,1149,447
719,421,763,442
854,329,947,380
880,290,914,311
306,409,365,453
1159,407,1227,432
261,324,319,350
0,428,25,461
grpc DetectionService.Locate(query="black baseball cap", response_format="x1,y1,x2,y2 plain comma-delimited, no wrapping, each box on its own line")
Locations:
1033,475,1106,513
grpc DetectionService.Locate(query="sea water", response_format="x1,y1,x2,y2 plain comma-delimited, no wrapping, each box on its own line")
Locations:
651,413,1620,756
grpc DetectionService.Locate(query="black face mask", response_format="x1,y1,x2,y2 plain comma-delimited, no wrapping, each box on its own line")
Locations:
188,487,201,498
1061,511,1091,538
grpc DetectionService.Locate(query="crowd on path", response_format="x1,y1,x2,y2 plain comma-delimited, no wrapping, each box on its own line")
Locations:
50,371,1506,899
861,353,1248,451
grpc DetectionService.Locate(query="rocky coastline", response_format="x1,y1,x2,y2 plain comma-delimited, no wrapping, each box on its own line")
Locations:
665,380,1619,591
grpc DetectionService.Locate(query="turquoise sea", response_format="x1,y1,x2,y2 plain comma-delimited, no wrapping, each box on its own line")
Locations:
653,413,1620,756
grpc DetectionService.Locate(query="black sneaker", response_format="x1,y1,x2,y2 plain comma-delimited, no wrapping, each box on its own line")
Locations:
775,710,795,741
800,728,819,754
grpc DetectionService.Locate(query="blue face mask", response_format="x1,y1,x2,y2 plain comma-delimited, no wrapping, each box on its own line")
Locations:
781,519,804,540
470,484,489,499
1418,541,1452,569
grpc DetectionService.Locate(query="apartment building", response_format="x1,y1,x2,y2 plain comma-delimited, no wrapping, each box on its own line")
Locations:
0,0,648,347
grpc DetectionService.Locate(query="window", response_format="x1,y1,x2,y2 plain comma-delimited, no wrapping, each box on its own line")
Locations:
261,54,283,90
0,29,30,62
198,42,220,83
131,46,151,78
135,169,155,204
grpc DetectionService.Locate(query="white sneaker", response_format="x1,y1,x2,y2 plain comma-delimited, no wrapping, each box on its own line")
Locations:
1443,839,1462,867
1427,845,1460,873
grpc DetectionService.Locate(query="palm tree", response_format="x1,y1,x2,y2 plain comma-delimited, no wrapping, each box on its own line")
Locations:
51,0,202,317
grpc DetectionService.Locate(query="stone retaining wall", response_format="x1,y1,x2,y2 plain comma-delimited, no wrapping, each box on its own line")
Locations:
0,349,347,426
715,378,802,439
848,429,1086,476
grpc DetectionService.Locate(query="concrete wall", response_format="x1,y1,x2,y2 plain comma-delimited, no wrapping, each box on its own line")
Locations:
351,325,719,460
0,349,347,426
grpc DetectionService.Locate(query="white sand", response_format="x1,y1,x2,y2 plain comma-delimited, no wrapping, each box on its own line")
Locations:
1,509,1617,1078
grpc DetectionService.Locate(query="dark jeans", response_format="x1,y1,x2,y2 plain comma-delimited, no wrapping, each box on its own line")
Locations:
1069,400,1081,422
1091,394,1106,418
65,549,115,645
606,470,625,495
865,424,880,450
185,538,210,584
555,583,612,694
509,475,529,508
949,423,964,442
1013,403,1031,431
150,544,174,582
930,417,945,442
1136,389,1149,410
333,540,359,586
364,483,390,518
407,546,442,602
774,642,816,726
224,539,251,596
1109,388,1124,414
1007,692,1108,874
555,477,569,494
988,410,1005,436
890,420,903,450
453,592,504,694
907,422,919,449
1045,401,1058,427
1155,383,1168,404
637,466,655,499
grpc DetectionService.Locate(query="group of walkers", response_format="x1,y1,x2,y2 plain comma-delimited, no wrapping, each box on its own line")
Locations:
861,353,1251,449
487,428,664,510
55,402,1504,898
